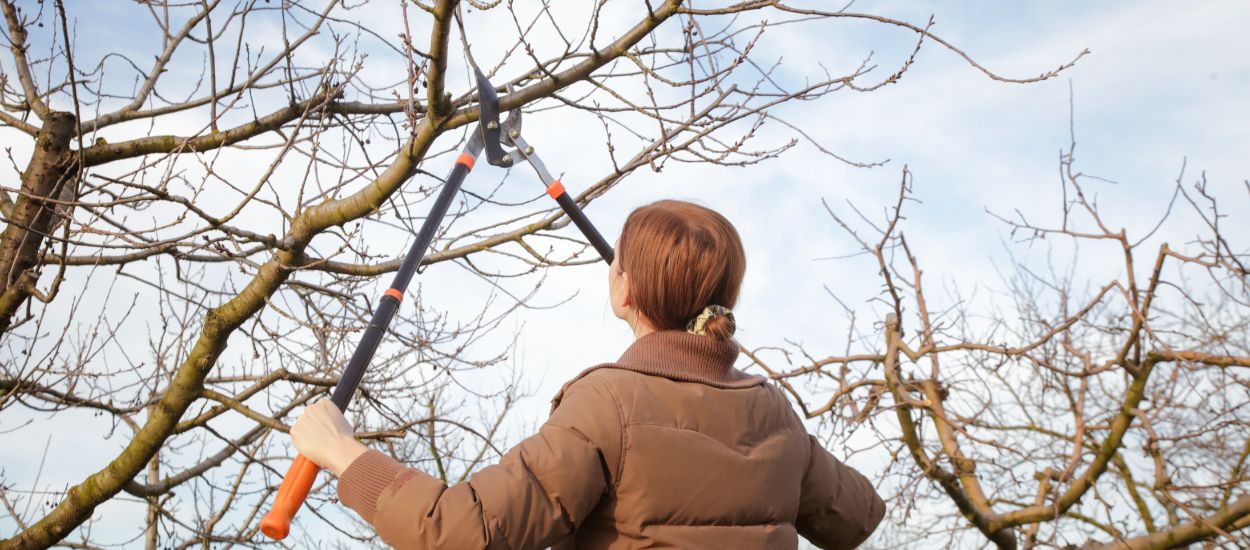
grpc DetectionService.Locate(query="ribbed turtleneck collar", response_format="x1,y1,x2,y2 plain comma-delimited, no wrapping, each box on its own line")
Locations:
552,331,765,410
613,330,763,388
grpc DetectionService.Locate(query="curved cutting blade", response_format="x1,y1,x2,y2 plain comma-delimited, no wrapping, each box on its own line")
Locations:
474,68,507,166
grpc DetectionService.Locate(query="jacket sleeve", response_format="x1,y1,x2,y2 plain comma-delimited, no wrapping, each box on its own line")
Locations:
336,375,622,549
795,435,886,549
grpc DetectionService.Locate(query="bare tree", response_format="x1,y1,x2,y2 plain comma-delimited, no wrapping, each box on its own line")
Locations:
0,0,1081,547
749,116,1250,548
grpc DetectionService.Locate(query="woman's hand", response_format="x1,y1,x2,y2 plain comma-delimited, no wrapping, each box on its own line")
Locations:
291,400,369,477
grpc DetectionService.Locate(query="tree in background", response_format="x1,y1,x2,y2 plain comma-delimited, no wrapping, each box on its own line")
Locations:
750,130,1250,547
0,0,1079,547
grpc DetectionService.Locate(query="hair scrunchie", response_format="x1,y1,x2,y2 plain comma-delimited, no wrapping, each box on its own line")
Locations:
686,304,734,336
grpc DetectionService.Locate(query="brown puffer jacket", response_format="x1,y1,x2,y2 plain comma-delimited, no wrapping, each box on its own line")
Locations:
337,330,885,549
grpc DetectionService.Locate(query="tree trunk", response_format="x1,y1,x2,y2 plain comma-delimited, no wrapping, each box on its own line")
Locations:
0,111,75,334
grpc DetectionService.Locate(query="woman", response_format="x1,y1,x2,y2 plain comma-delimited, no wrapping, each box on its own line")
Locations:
292,199,885,549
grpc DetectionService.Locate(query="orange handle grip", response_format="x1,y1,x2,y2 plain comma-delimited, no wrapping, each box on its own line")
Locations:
260,454,320,540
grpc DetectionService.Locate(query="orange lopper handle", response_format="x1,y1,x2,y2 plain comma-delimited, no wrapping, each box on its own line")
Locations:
260,454,320,540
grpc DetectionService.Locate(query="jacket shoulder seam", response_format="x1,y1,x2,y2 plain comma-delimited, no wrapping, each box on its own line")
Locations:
622,421,804,457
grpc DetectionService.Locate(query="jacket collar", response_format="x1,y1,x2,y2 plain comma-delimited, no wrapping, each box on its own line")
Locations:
614,330,763,387
552,330,765,411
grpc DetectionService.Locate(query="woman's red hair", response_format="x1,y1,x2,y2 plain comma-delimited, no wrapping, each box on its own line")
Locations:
617,200,746,340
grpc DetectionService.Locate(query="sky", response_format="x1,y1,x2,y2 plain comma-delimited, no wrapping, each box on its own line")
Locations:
1,0,1249,547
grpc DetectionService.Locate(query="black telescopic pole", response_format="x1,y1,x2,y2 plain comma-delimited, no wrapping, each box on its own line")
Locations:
550,189,614,264
508,133,615,264
260,138,484,540
329,141,481,409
